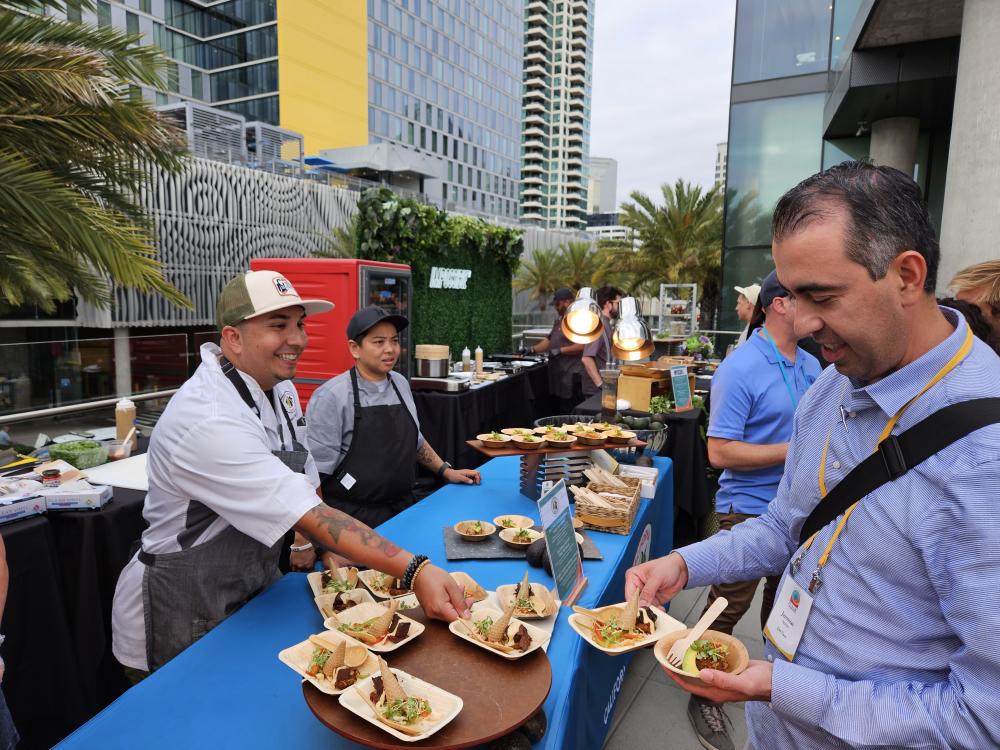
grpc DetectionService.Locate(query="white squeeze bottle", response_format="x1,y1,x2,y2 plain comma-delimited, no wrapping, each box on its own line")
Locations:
461,346,471,372
474,345,484,374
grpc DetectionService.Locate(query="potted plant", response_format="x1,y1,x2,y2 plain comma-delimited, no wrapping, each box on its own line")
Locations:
683,334,714,362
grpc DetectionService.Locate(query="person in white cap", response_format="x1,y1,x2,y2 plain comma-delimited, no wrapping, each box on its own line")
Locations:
111,270,468,681
734,283,761,347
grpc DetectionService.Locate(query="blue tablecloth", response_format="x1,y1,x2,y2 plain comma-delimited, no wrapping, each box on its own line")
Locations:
55,456,673,750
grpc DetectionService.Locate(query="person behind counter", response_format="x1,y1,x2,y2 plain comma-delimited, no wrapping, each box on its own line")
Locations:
581,285,623,395
111,272,468,679
533,287,585,413
305,306,481,563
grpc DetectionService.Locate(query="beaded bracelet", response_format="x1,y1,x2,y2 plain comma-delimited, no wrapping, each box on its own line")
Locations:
401,554,428,589
408,558,432,591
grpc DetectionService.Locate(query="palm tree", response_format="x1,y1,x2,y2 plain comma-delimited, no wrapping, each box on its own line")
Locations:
513,248,562,310
609,180,723,319
555,240,602,290
0,0,190,312
315,217,360,258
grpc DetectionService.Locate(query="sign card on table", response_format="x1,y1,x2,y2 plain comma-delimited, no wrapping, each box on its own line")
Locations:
537,479,587,605
670,365,693,411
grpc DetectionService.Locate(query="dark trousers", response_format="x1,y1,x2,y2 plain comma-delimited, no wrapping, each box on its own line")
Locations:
701,512,780,635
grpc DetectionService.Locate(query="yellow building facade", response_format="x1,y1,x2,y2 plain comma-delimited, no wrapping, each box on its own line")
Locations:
276,0,369,154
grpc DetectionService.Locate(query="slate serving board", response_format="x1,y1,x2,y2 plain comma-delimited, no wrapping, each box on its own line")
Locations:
443,526,603,561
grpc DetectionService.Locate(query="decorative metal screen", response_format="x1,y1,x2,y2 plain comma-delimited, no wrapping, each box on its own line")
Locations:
114,157,358,327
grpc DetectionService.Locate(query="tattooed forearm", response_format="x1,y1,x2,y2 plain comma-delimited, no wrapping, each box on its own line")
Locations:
416,441,442,470
302,505,404,559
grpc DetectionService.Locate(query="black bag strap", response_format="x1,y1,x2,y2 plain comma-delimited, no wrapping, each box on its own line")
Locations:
220,356,297,444
799,398,1000,545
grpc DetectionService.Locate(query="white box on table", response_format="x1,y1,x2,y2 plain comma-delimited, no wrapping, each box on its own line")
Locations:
41,483,112,510
0,494,47,525
617,465,659,499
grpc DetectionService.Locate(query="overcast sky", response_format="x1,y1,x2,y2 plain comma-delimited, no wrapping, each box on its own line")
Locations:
589,0,737,207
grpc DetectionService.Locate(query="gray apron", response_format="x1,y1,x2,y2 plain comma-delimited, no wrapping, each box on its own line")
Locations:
139,358,309,670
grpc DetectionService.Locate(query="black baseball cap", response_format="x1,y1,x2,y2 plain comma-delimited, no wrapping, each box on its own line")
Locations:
759,270,790,308
552,287,575,303
347,305,409,341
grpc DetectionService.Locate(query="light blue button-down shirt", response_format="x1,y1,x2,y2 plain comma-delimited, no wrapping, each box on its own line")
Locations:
680,308,1000,749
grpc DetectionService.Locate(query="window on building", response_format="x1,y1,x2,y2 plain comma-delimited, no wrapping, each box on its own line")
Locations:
725,92,824,249
126,11,140,35
733,0,832,83
191,69,203,100
97,0,111,27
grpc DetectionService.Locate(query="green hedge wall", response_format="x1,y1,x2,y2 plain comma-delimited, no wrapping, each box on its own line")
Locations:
354,188,522,358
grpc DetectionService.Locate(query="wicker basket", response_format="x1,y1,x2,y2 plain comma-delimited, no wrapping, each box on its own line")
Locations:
576,481,641,535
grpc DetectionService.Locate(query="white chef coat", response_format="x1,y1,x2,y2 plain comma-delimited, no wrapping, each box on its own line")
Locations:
111,343,321,670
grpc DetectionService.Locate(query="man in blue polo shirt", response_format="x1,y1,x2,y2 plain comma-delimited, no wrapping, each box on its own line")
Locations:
687,270,819,750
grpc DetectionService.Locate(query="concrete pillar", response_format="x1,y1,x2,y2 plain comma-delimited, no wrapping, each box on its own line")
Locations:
114,327,132,397
870,117,920,176
938,0,1000,293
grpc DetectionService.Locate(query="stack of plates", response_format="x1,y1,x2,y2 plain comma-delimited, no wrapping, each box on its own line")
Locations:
415,344,450,360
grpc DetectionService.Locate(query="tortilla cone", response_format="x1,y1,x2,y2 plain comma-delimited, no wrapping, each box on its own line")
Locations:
451,571,488,602
620,588,641,632
368,600,399,638
529,583,557,616
488,599,517,643
354,685,424,737
377,656,408,703
517,571,532,601
346,567,359,588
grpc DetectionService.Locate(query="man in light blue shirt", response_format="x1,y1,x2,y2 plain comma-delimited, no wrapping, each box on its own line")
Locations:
689,271,819,750
627,162,1000,749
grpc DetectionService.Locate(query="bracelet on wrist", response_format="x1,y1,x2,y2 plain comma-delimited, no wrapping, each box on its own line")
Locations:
401,553,429,589
289,542,313,553
409,558,432,590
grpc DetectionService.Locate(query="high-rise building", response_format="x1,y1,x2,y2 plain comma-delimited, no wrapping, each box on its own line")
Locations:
586,156,618,213
520,0,595,231
714,142,727,186
64,0,522,219
721,0,997,333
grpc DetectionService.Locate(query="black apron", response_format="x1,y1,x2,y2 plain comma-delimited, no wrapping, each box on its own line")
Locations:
321,368,418,528
139,357,310,671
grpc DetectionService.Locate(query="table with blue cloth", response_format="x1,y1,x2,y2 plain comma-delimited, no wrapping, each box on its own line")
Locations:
55,455,674,750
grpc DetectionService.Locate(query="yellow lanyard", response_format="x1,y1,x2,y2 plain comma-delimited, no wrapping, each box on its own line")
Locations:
800,327,974,578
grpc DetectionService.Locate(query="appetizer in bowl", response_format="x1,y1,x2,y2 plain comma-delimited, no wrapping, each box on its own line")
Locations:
574,431,607,446
543,430,577,448
477,431,512,448
340,656,463,741
278,630,378,695
450,601,551,659
654,629,749,683
569,589,683,654
510,434,545,450
602,428,636,444
493,514,534,530
499,526,543,550
453,519,496,542
325,599,424,652
495,572,558,619
500,427,535,437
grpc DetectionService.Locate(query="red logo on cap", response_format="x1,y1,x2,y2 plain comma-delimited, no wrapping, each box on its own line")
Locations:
273,277,295,296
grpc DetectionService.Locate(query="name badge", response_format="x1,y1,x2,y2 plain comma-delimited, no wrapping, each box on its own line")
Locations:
340,472,356,490
762,575,814,661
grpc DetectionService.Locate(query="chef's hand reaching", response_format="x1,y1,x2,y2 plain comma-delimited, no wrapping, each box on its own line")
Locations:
445,468,481,485
411,564,471,622
624,551,689,607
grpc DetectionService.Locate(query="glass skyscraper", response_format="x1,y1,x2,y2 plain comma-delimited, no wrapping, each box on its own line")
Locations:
365,0,524,218
520,0,594,230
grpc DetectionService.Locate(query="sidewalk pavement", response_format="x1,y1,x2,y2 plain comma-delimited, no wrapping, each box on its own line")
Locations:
603,584,766,750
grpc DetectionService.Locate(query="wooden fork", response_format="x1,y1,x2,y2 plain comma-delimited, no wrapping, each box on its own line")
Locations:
665,597,729,669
